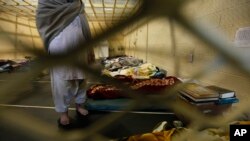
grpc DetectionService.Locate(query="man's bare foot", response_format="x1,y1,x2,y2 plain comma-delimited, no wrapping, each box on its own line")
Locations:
76,104,88,116
60,112,70,125
77,107,89,116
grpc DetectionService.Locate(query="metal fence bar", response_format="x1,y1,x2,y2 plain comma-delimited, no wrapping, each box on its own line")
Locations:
0,0,249,140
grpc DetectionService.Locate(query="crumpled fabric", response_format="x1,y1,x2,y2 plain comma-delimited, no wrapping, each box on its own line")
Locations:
127,128,176,141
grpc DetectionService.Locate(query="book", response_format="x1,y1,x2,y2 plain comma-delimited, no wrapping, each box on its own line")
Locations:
180,83,219,99
178,94,216,106
206,85,235,98
215,97,239,105
179,90,219,102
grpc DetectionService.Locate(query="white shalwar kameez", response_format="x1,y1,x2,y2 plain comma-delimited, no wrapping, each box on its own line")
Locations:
49,16,87,113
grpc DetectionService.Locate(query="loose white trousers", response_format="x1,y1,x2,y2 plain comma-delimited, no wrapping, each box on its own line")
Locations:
48,16,87,113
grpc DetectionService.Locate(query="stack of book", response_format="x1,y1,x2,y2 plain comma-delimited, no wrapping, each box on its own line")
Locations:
178,83,239,115
206,85,239,105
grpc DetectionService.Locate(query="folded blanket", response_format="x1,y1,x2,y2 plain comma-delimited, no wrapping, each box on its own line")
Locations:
87,76,182,99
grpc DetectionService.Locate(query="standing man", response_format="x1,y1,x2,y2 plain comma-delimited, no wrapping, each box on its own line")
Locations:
36,0,94,128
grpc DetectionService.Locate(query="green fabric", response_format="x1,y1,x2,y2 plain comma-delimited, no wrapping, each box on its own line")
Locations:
86,99,133,111
36,0,85,51
85,98,170,111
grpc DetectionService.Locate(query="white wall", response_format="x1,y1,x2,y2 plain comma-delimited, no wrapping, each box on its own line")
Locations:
124,0,250,101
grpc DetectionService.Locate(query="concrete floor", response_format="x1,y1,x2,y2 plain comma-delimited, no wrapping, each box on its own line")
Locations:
0,72,180,140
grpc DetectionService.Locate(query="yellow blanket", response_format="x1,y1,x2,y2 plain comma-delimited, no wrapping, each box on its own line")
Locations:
127,128,176,141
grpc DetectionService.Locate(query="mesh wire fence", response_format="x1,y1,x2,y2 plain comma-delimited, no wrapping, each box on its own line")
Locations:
0,0,250,140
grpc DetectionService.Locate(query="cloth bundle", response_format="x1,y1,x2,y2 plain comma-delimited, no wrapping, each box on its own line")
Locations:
102,62,166,79
126,128,176,141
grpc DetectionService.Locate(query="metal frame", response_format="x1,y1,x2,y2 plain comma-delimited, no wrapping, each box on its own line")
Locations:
0,0,139,36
